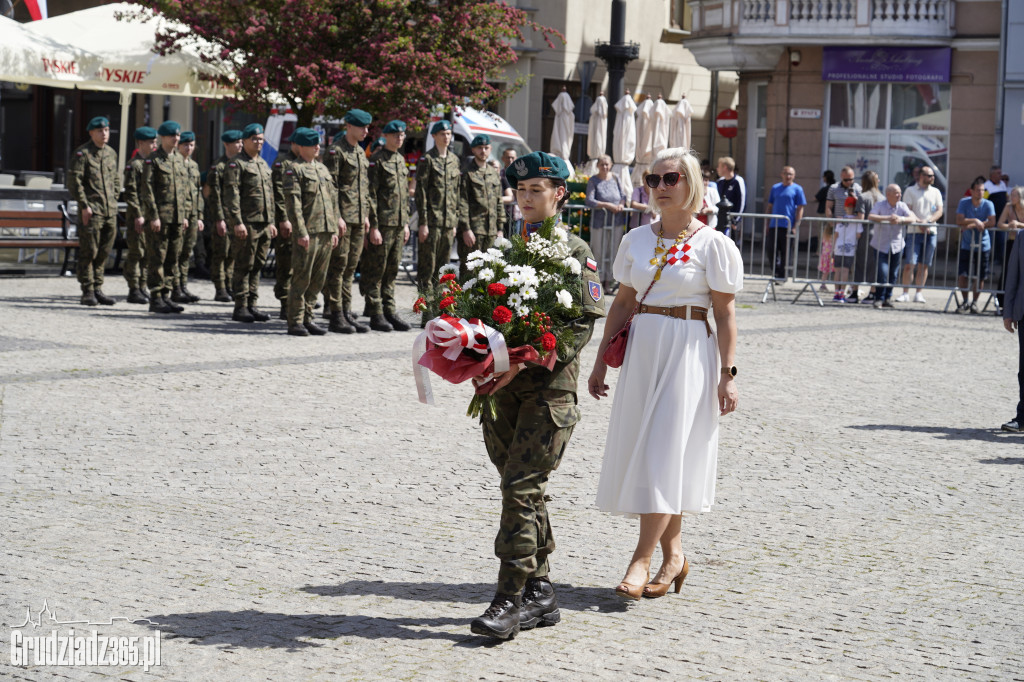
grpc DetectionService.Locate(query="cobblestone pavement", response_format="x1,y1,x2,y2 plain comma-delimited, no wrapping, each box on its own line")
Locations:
1,275,1022,681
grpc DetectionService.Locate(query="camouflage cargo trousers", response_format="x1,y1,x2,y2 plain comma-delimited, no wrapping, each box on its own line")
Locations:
360,225,404,316
481,386,579,595
287,232,332,327
273,233,292,301
210,227,234,291
121,217,147,290
145,221,182,298
457,232,495,281
76,214,118,292
417,226,455,291
174,221,199,289
324,221,366,313
229,223,271,305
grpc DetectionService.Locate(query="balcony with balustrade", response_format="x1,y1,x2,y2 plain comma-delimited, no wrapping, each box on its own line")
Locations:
684,0,956,71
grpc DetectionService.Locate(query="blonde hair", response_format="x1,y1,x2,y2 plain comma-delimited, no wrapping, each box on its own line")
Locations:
650,148,703,215
717,156,736,172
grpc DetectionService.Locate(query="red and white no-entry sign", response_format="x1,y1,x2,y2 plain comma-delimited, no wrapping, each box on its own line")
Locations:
715,109,739,138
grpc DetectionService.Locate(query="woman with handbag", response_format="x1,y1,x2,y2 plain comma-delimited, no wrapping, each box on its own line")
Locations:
587,147,743,600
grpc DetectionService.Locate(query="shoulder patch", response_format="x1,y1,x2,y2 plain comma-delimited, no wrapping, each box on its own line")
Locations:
228,162,237,168
285,169,294,176
586,257,598,272
145,159,152,164
588,281,603,302
75,151,84,157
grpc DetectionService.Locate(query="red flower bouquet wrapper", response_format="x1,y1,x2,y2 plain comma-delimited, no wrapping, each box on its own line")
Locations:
416,343,557,391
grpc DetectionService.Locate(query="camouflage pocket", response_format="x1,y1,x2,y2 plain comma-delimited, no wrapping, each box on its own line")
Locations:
542,390,580,429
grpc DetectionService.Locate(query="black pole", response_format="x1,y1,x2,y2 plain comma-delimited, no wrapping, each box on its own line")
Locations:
596,0,639,157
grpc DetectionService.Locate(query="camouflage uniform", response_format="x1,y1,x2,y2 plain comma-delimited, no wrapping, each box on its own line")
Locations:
141,146,190,298
206,155,235,293
457,159,504,278
414,147,461,290
481,229,605,595
285,157,339,327
121,154,148,292
175,155,204,290
223,150,276,306
67,140,119,294
363,147,409,316
323,137,371,314
270,149,297,304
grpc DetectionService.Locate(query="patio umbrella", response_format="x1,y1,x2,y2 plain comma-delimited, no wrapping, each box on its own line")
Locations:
632,97,655,185
0,14,98,89
549,90,574,160
611,94,637,200
669,96,694,150
651,96,670,158
578,94,608,177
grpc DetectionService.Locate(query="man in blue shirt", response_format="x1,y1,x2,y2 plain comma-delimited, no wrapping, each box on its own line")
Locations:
956,178,996,313
765,166,806,280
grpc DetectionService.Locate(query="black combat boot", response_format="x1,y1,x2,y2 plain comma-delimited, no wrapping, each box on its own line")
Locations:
519,577,560,630
470,593,522,640
93,289,115,305
139,286,151,301
162,293,184,313
80,291,98,306
126,288,148,304
149,296,174,314
171,285,190,304
328,311,355,334
303,319,328,336
279,300,287,320
181,285,200,303
384,311,411,332
368,314,393,332
345,310,370,333
232,302,255,323
214,288,232,302
322,304,331,320
248,299,270,322
287,325,309,337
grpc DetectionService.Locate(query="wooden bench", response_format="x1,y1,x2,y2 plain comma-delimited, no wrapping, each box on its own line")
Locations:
0,205,78,275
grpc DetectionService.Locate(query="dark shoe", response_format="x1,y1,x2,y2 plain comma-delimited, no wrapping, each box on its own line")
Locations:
139,287,151,300
385,312,411,332
329,311,355,334
279,300,287,320
94,289,115,306
181,285,200,303
955,302,970,314
643,557,690,599
214,288,232,303
287,325,310,337
470,594,522,640
369,314,393,332
322,305,331,320
1001,419,1022,432
148,297,174,314
126,288,148,304
872,300,882,309
232,304,255,323
171,286,190,304
314,300,322,309
304,320,328,336
520,577,560,630
248,304,270,322
881,301,895,309
345,310,370,333
847,293,859,304
162,294,184,313
861,293,876,304
80,291,98,307
226,287,236,298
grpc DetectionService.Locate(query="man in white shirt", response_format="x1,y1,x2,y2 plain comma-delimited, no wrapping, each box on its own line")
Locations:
897,167,944,302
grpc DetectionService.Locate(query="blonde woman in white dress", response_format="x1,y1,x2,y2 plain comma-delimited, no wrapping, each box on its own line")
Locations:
588,148,743,600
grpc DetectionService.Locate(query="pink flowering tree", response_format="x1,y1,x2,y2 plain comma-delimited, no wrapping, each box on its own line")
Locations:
127,0,563,128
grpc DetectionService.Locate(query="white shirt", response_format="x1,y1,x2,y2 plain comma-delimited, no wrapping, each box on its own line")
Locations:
702,182,720,230
902,184,943,235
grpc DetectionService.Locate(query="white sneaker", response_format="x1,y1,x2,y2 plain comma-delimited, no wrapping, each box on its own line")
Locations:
913,292,926,303
894,293,909,303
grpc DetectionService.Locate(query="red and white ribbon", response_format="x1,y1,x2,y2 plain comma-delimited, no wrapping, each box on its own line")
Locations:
413,317,509,404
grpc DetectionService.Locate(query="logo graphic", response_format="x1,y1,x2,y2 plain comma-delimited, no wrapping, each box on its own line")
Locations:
514,159,527,176
588,281,602,302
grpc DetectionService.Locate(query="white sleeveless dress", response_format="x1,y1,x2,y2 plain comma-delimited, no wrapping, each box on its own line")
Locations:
595,223,744,516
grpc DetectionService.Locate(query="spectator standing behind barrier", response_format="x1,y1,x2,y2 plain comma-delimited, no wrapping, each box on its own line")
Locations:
699,170,720,231
825,166,861,222
629,168,652,229
815,170,835,215
585,154,628,291
986,165,1010,307
995,187,1024,310
832,193,863,302
868,184,916,309
897,166,944,304
716,156,745,241
854,171,884,304
955,178,996,314
765,166,806,281
1000,234,1024,432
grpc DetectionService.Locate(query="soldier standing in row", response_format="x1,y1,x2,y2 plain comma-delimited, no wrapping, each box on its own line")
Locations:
415,119,461,291
323,108,374,334
284,127,342,337
122,126,158,305
206,130,243,303
270,137,297,319
173,131,204,304
141,120,190,315
68,116,119,307
223,123,277,324
457,134,504,278
363,119,412,333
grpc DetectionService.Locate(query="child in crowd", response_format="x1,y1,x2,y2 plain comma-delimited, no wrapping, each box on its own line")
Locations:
818,223,835,292
832,193,863,302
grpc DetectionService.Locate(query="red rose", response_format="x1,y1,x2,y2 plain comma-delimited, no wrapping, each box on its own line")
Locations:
439,296,456,310
487,282,507,296
541,332,557,351
492,305,512,325
439,273,457,284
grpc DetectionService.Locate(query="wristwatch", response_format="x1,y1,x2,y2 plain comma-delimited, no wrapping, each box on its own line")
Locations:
721,365,738,377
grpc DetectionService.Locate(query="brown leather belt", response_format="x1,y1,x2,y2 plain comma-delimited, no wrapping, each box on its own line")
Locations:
638,304,712,336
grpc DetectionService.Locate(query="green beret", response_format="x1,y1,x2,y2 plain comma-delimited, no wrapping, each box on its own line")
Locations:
471,134,491,148
344,109,372,127
505,151,570,185
430,120,452,135
372,136,385,149
133,126,157,141
242,123,264,138
382,120,406,134
290,127,321,147
221,130,243,143
87,116,109,131
157,121,181,136
179,131,195,143
331,130,347,144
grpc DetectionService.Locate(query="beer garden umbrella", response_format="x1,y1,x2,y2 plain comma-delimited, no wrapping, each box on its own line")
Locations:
549,90,574,161
632,96,655,185
611,93,637,198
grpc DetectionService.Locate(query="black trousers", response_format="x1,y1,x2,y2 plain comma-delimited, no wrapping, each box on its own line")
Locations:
1017,323,1024,422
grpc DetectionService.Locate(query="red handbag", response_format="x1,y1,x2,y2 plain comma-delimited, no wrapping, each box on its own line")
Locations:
602,267,662,368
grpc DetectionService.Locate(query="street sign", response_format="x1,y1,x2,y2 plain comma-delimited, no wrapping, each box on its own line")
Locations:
716,109,738,138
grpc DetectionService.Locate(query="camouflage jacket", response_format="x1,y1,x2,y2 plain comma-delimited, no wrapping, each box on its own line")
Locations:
205,154,234,223
271,149,298,224
368,148,409,230
414,147,461,232
325,137,371,226
223,150,276,226
183,156,204,227
285,159,340,239
458,159,503,236
68,141,119,218
141,145,189,224
122,154,148,223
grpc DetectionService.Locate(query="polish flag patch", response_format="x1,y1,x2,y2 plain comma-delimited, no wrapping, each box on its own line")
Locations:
585,257,598,272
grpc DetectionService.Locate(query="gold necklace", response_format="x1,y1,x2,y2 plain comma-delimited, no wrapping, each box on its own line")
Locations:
650,223,703,280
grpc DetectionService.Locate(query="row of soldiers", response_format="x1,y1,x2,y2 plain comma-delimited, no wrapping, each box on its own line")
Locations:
66,110,507,336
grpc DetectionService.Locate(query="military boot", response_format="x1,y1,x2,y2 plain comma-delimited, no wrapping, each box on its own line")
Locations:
148,296,174,314
470,593,522,640
171,285,190,304
139,286,151,301
181,285,200,303
163,293,184,313
303,320,328,336
384,311,411,332
248,299,270,322
232,302,255,323
345,310,370,333
214,288,232,302
279,300,287,320
93,289,115,306
80,291,98,307
519,577,560,630
287,324,309,337
327,311,354,334
368,314,393,332
126,288,148,304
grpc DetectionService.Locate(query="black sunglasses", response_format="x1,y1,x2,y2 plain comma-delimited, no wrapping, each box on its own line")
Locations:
841,177,853,183
645,172,682,189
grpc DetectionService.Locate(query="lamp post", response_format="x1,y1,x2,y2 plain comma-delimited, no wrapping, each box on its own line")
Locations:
595,0,639,155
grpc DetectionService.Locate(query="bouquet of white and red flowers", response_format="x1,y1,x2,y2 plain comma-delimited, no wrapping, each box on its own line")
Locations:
413,217,585,419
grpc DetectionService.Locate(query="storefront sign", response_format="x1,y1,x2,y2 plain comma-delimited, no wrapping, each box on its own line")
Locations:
790,108,821,119
822,47,951,83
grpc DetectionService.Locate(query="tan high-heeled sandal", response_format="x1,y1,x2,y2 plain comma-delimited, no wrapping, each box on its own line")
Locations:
642,556,689,598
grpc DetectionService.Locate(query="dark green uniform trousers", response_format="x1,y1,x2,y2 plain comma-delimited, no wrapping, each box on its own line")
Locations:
287,232,332,327
324,221,366,314
360,225,403,316
122,222,147,290
175,222,199,289
273,234,292,302
145,222,182,298
417,227,454,291
76,215,118,292
457,232,496,281
210,228,234,291
230,223,271,305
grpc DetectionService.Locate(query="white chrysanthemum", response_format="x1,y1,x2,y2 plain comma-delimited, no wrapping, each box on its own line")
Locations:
467,259,485,271
553,227,569,243
563,258,582,275
463,277,478,289
517,265,537,279
487,248,504,258
520,287,538,300
508,292,524,309
522,275,541,289
499,277,513,288
438,263,458,276
477,267,495,282
467,249,485,261
505,270,524,287
556,289,573,308
515,305,531,317
494,236,512,250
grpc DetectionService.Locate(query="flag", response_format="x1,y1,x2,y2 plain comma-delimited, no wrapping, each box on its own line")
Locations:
24,0,47,20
